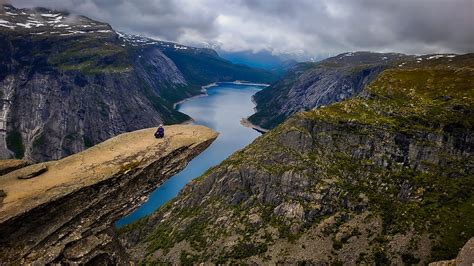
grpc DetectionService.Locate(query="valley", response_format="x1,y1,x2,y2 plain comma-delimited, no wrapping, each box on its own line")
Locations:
0,2,472,265
0,4,276,162
117,82,266,227
118,54,474,264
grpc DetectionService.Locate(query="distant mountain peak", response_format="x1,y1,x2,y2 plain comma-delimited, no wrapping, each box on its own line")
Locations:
0,4,112,36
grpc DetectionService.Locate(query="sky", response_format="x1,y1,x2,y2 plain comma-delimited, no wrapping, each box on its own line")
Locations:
8,0,474,60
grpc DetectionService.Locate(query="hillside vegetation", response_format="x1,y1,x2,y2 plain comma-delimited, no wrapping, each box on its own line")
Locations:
119,54,473,264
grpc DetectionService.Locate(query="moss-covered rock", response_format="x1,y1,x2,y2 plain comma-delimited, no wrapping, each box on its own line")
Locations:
120,54,474,264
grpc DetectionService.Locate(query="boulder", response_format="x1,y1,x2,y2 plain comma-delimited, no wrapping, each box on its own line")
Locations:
11,163,48,180
0,159,29,176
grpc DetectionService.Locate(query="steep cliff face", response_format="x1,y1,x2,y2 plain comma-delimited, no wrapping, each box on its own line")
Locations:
120,54,473,264
0,5,191,162
159,43,277,87
0,4,275,162
248,52,417,129
119,33,277,91
0,125,217,264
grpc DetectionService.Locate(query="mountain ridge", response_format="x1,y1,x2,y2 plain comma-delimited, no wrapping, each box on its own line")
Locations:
119,53,473,264
247,51,463,130
0,4,276,162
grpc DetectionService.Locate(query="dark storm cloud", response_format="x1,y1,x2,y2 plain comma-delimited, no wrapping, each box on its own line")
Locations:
10,0,474,58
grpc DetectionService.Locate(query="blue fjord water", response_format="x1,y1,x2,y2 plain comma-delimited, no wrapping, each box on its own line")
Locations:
116,83,263,227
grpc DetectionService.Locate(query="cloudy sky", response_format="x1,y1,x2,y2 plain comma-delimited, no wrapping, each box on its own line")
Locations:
9,0,474,59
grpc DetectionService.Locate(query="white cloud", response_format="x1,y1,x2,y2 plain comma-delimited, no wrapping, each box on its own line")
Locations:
10,0,474,59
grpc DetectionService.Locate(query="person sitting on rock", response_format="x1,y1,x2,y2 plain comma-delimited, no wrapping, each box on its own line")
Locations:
155,124,165,138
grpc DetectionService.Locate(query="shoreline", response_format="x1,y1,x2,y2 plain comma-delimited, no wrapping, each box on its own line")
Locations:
250,95,258,112
173,93,208,110
217,80,270,87
240,118,269,133
173,80,270,115
244,95,269,133
172,84,211,110
173,81,270,133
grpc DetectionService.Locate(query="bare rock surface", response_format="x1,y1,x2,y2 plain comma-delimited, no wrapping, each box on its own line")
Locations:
119,55,473,264
10,163,47,179
0,4,273,163
0,124,217,264
0,159,29,175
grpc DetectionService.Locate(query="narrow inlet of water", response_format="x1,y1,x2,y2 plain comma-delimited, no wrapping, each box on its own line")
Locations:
116,83,264,227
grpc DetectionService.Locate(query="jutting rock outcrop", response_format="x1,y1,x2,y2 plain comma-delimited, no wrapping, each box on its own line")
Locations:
0,4,274,162
0,125,217,264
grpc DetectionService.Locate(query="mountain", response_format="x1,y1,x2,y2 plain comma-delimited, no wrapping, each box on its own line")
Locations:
0,4,276,162
247,52,425,130
118,34,278,95
119,54,473,264
0,125,217,264
218,50,298,75
156,44,277,88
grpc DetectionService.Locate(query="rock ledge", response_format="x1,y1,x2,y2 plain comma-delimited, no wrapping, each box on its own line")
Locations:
0,125,217,264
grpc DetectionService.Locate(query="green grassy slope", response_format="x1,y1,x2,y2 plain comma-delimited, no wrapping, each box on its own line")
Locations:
120,54,473,264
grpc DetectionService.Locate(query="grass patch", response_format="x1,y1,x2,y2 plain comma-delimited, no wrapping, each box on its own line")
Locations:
216,242,268,263
303,66,473,133
48,37,131,74
146,222,175,252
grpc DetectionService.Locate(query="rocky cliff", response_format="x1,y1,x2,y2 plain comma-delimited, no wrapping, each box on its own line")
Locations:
118,33,277,100
248,52,422,130
0,4,275,162
429,237,474,266
120,54,473,264
0,124,217,264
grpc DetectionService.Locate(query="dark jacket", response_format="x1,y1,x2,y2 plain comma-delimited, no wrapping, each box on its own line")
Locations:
155,127,164,138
